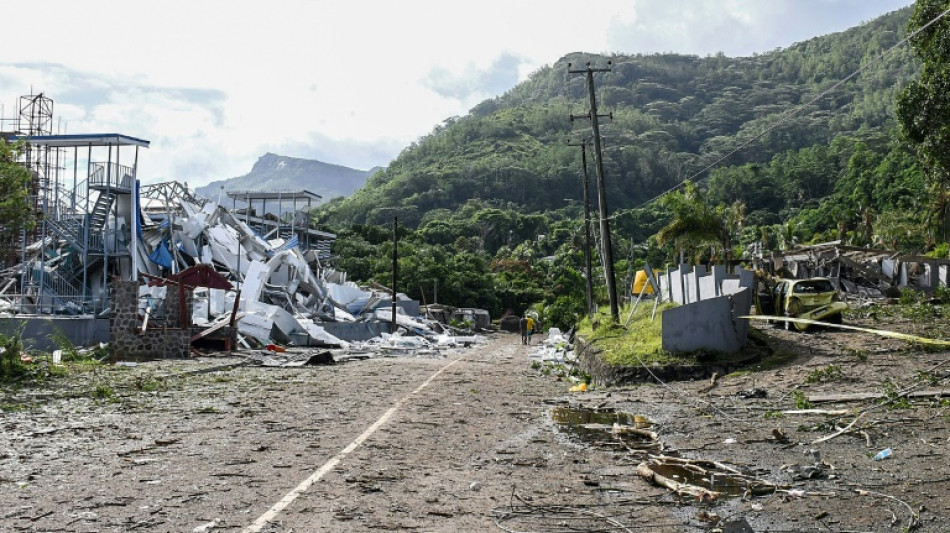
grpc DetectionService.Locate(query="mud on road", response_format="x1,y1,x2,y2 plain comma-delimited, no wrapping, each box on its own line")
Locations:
2,313,950,532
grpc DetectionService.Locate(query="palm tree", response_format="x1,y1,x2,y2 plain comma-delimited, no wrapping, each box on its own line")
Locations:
656,181,725,263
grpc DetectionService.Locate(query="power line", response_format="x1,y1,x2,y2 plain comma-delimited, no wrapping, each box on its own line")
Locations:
611,6,950,222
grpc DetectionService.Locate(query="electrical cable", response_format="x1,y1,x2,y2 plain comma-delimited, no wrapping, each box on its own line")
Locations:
603,5,950,223
629,349,756,428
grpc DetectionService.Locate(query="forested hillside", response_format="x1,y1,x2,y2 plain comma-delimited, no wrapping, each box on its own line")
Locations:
319,7,915,229
315,6,937,325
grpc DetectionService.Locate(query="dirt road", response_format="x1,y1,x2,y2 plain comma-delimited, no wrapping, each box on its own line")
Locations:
3,323,950,532
1,336,673,532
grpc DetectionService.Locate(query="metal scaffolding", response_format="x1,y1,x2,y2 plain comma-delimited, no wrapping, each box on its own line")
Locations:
1,91,151,315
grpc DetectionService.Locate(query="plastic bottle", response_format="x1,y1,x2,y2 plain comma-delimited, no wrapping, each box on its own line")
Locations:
873,448,892,461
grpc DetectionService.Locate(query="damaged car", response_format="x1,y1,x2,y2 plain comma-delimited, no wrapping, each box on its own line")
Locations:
757,277,847,331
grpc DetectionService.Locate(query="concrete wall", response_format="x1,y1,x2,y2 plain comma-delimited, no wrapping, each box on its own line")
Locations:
662,287,752,353
665,264,753,306
0,317,109,352
669,264,687,305
699,273,719,301
659,264,755,354
660,275,671,303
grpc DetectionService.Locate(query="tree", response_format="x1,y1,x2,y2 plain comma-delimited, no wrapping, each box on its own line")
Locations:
896,0,950,239
0,140,35,252
655,181,724,263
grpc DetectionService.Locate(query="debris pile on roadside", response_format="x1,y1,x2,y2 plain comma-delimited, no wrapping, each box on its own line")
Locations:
243,328,490,366
528,328,586,388
0,180,492,356
527,328,576,366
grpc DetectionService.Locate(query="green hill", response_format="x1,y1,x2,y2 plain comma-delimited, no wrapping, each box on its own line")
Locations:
313,6,940,322
318,7,916,230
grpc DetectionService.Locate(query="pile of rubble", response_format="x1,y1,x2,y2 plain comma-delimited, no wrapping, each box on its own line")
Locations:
762,241,950,299
0,180,489,357
527,328,576,366
248,330,490,367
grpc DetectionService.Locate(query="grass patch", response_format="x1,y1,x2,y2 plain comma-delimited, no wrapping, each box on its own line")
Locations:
93,384,115,400
793,390,813,410
532,361,591,383
577,303,693,367
844,347,869,362
805,364,844,384
0,401,28,412
0,326,31,381
880,379,912,409
576,302,768,369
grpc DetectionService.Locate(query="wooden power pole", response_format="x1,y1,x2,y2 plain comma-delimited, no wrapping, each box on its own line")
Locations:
567,139,594,319
392,216,398,333
570,61,619,322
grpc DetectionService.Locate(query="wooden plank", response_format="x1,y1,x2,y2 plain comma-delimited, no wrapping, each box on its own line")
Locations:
191,313,244,342
808,389,950,404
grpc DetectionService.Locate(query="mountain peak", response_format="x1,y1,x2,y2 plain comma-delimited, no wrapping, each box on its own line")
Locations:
196,153,378,203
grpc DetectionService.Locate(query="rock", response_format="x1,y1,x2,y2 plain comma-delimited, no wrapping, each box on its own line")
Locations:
193,520,217,532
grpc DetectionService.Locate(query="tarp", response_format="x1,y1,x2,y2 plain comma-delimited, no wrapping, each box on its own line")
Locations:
148,239,173,269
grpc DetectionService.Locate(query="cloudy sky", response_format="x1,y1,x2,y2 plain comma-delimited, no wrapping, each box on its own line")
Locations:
0,0,911,187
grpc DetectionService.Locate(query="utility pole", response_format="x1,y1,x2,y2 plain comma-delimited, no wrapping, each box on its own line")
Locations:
392,216,398,334
567,138,594,319
570,61,619,322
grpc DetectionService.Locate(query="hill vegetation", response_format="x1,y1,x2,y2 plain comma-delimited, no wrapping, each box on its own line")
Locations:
314,5,942,328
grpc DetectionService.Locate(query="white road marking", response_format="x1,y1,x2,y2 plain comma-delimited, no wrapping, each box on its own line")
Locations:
243,357,463,532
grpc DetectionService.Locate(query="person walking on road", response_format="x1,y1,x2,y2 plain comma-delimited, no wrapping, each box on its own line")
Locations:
520,315,535,345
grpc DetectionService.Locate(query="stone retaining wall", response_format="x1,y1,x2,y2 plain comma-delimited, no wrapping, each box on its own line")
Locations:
109,280,190,360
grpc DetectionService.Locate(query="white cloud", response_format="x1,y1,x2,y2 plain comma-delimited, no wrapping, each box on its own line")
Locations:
607,0,911,57
0,0,911,187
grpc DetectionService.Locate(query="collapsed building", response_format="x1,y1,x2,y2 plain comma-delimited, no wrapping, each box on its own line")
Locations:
760,241,950,298
0,92,477,359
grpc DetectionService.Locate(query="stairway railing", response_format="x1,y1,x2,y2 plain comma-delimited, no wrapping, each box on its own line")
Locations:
89,162,134,191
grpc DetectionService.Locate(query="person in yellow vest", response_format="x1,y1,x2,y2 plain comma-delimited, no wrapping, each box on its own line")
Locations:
525,316,535,345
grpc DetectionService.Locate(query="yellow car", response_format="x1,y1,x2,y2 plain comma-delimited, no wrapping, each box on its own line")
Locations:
760,277,847,331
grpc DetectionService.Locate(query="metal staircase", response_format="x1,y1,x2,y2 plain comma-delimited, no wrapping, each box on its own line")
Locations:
21,262,85,312
89,191,115,237
44,216,85,250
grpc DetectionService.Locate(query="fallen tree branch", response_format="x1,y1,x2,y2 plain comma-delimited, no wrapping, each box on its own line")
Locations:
637,456,781,500
811,412,866,445
637,461,721,501
808,389,950,404
782,409,852,416
856,488,920,531
698,372,719,394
